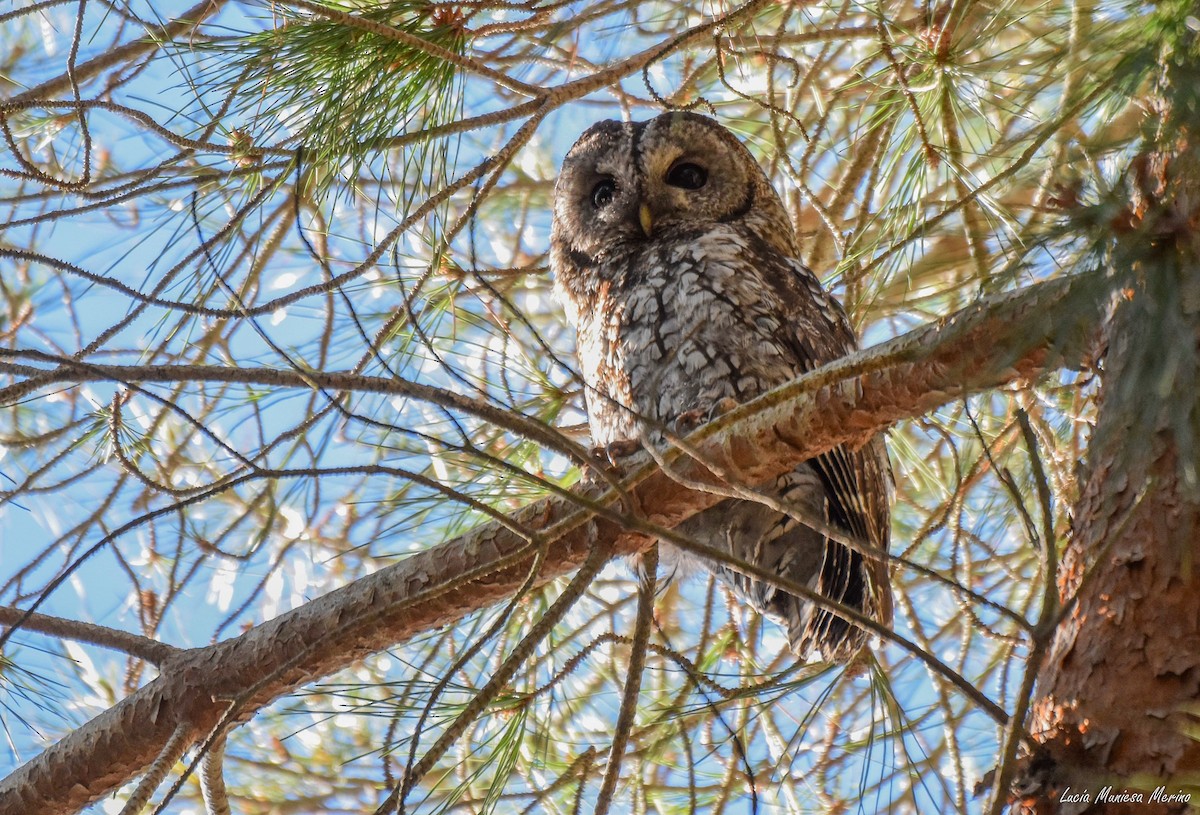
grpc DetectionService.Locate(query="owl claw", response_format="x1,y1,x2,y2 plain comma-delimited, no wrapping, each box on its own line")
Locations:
674,397,739,433
711,396,739,417
673,408,707,433
591,438,642,469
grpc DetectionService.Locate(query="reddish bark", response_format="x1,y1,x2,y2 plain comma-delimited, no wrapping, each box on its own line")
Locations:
1021,430,1200,813
1017,31,1200,807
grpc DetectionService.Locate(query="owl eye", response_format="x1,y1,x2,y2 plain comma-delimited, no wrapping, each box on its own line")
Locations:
590,178,616,209
666,162,707,190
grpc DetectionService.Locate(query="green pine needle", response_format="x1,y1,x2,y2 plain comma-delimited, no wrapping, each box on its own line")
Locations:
206,0,467,201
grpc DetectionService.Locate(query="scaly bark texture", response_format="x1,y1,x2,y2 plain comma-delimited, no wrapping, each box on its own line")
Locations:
1019,13,1200,811
1021,312,1200,813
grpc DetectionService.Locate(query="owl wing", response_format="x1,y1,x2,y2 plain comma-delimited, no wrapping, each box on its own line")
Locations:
771,258,894,637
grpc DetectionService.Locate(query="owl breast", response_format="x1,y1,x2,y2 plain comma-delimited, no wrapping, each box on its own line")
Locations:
566,223,851,447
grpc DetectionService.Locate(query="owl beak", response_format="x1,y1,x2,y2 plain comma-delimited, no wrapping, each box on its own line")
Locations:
637,203,654,237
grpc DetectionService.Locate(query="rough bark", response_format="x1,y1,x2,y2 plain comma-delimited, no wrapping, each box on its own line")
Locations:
1018,309,1200,814
1016,17,1200,812
0,273,1098,815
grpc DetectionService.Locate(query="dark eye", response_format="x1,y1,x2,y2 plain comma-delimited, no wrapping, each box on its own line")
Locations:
666,162,707,190
591,178,616,209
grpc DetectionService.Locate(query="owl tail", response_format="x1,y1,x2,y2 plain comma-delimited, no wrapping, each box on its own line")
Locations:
786,543,877,663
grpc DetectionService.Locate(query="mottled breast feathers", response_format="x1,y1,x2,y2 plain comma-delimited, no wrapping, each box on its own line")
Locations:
550,111,891,662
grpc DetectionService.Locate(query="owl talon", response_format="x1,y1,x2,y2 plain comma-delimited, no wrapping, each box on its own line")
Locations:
674,397,739,433
711,396,739,417
673,408,707,433
591,439,642,468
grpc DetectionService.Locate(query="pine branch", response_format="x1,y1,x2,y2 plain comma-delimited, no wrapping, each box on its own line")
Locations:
7,0,227,105
0,606,178,665
0,270,1102,815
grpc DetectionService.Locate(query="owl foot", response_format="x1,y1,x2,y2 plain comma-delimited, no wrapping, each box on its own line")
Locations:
590,438,642,469
673,397,740,433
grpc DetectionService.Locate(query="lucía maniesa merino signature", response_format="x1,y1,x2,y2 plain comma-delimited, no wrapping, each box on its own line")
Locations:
1059,786,1192,806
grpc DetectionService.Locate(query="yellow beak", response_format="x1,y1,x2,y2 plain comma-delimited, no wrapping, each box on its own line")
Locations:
638,203,654,237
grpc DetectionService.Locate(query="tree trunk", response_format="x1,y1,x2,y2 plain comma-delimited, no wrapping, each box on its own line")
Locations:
1017,14,1200,811
1019,307,1200,814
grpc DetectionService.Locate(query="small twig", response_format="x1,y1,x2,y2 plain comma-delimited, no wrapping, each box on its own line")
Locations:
594,544,658,815
0,605,178,664
386,539,612,815
199,731,231,815
118,723,190,815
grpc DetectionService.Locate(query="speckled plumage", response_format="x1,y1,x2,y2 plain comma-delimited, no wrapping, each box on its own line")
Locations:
550,112,891,662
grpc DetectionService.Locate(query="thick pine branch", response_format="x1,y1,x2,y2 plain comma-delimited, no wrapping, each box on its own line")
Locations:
0,272,1099,815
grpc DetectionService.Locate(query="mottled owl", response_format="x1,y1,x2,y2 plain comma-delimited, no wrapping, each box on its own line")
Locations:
550,112,892,662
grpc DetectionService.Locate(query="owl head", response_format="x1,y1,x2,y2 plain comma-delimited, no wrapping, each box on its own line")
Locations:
550,112,797,285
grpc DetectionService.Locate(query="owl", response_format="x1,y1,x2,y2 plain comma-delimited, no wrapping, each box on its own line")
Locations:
549,112,892,662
